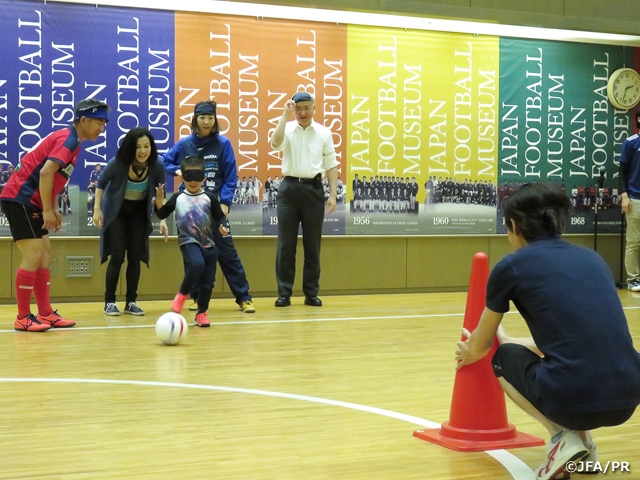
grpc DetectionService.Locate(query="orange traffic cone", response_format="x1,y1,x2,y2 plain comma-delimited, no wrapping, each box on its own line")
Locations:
413,252,545,452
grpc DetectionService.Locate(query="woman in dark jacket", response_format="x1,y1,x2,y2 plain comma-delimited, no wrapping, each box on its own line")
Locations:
93,127,166,316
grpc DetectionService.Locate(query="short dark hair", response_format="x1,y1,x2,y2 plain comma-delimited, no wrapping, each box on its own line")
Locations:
116,127,158,165
292,92,314,103
504,182,570,242
191,101,220,135
74,98,110,123
180,156,204,172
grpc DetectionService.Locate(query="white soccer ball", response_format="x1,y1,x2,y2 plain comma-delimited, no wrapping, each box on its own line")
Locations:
155,312,188,345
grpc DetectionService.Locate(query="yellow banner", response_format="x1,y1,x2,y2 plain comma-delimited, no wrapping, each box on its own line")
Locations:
347,26,500,198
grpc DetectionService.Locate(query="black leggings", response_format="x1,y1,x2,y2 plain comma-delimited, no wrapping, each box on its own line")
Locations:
104,199,147,304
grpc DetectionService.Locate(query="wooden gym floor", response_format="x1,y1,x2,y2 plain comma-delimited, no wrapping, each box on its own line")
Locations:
0,291,639,479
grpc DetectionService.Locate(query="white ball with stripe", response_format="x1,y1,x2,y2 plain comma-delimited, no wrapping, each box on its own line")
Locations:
155,312,188,345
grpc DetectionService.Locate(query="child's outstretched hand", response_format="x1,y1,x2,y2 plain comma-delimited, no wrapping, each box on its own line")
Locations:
219,224,229,236
155,184,165,209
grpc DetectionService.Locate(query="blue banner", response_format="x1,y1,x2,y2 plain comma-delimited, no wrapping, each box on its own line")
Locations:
0,0,174,234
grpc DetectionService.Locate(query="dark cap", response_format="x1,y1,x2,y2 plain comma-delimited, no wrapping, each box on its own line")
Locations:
292,92,314,103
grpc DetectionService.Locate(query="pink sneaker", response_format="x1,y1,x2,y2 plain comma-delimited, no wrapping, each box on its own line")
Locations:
14,313,52,332
194,311,210,327
37,310,76,328
171,293,189,313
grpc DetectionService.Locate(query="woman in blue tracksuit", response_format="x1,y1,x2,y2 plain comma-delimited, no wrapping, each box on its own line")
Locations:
162,101,255,313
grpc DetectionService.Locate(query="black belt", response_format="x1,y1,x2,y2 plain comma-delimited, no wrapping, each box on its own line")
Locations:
284,174,322,183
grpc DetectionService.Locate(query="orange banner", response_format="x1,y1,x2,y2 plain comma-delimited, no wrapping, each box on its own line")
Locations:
175,13,347,233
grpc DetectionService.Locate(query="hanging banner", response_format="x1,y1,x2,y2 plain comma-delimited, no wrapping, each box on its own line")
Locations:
346,26,500,235
174,13,347,236
0,0,638,239
0,0,175,237
498,38,633,233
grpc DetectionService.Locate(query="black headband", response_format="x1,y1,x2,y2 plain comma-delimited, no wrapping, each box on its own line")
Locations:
194,103,216,116
182,169,205,182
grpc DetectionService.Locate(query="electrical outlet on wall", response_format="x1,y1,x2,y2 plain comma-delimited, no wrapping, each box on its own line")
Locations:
66,256,93,278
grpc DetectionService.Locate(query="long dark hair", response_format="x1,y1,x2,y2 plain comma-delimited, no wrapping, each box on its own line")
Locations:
116,127,158,165
504,182,570,242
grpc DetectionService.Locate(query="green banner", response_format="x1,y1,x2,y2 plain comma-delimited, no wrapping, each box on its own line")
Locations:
498,39,634,233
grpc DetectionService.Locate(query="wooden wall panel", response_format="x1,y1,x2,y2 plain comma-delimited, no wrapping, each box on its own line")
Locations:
0,234,626,303
0,239,12,299
406,236,491,289
321,237,408,293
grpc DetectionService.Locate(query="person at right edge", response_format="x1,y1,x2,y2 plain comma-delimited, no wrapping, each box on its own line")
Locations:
620,107,640,291
455,182,640,480
270,92,339,307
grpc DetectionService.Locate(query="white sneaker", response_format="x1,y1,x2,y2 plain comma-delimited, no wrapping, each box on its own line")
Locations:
628,280,640,292
576,443,599,474
536,430,588,480
188,300,198,311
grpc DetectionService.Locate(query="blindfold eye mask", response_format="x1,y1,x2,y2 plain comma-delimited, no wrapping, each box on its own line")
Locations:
182,170,205,182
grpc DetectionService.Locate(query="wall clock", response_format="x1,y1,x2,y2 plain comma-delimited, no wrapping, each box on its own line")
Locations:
607,67,640,111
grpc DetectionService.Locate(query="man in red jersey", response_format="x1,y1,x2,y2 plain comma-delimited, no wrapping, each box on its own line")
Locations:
0,98,110,331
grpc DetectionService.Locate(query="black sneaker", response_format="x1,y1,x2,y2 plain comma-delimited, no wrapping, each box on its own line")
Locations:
103,303,121,316
124,302,144,316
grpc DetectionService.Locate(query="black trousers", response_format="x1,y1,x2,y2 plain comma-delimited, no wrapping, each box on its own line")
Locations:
104,199,147,304
275,177,325,297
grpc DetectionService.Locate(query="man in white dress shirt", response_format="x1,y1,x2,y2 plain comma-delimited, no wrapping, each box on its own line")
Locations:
270,92,339,307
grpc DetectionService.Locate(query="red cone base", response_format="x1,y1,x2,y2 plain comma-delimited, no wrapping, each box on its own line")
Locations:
413,252,545,452
413,422,545,452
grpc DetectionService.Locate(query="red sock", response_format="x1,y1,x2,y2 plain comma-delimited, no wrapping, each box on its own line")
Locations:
15,268,36,319
34,268,53,316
